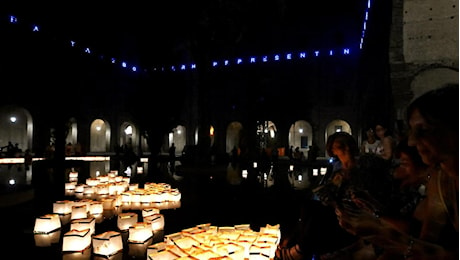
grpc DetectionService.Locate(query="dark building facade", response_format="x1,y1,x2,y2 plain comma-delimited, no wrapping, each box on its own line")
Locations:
0,0,457,174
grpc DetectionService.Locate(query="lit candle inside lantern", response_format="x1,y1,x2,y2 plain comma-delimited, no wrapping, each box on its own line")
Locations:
149,213,165,231
242,170,248,179
70,217,96,235
71,204,88,220
117,212,138,230
320,167,328,175
92,231,123,257
313,168,318,176
53,200,73,215
128,222,153,243
89,201,104,215
142,207,160,218
33,214,61,234
62,228,92,252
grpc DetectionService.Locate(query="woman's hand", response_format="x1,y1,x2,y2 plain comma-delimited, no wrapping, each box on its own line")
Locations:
335,199,383,237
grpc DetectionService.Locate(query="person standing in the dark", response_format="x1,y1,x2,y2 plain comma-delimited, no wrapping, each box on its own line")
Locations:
168,143,176,173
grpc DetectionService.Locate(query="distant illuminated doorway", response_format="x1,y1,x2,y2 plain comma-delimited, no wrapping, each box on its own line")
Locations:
226,121,243,154
289,120,313,154
0,106,33,152
90,119,110,153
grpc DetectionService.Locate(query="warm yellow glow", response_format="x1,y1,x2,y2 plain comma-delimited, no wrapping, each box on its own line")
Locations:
34,214,61,234
128,222,153,243
70,217,96,235
92,231,123,257
117,212,138,230
53,200,73,215
62,228,92,252
209,126,214,136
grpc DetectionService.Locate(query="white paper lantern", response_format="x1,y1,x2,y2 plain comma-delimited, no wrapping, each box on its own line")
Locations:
65,182,76,191
128,222,153,243
33,214,61,234
62,228,92,252
69,171,78,182
70,217,96,235
168,189,181,202
53,200,73,215
248,244,271,260
117,212,138,230
216,242,245,259
86,177,100,186
142,207,160,218
92,231,123,257
71,204,88,220
75,183,86,193
89,201,104,215
149,213,165,231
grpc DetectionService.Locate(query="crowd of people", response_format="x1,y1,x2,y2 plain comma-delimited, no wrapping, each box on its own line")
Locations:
275,83,459,260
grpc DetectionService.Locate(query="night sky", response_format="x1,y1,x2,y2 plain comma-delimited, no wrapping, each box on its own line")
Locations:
1,0,368,68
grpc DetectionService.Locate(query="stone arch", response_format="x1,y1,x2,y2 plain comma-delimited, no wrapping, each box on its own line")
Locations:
288,120,313,154
226,121,243,153
0,105,33,153
90,119,111,153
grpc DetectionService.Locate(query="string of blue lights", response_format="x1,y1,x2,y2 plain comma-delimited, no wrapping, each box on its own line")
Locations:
4,0,371,75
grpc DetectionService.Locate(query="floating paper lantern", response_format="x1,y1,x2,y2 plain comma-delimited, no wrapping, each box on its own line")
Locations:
62,228,92,252
98,175,109,183
71,204,88,220
86,177,100,186
142,207,160,218
69,171,78,182
248,244,272,260
168,188,181,202
33,214,61,234
70,217,96,235
128,222,153,243
117,212,138,230
53,200,73,215
65,182,76,191
216,242,245,259
148,213,165,231
147,242,180,259
92,231,123,257
320,167,328,175
97,184,109,196
89,201,104,215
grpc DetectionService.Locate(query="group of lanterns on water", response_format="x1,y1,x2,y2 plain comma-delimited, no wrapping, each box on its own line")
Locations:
33,170,281,259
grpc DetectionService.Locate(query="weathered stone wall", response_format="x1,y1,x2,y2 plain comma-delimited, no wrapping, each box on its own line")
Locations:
389,0,458,124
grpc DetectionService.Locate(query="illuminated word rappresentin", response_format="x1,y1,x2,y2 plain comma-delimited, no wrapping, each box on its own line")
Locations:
7,0,372,74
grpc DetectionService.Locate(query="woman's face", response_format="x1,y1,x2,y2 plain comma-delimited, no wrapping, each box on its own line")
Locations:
331,141,348,161
408,108,442,166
